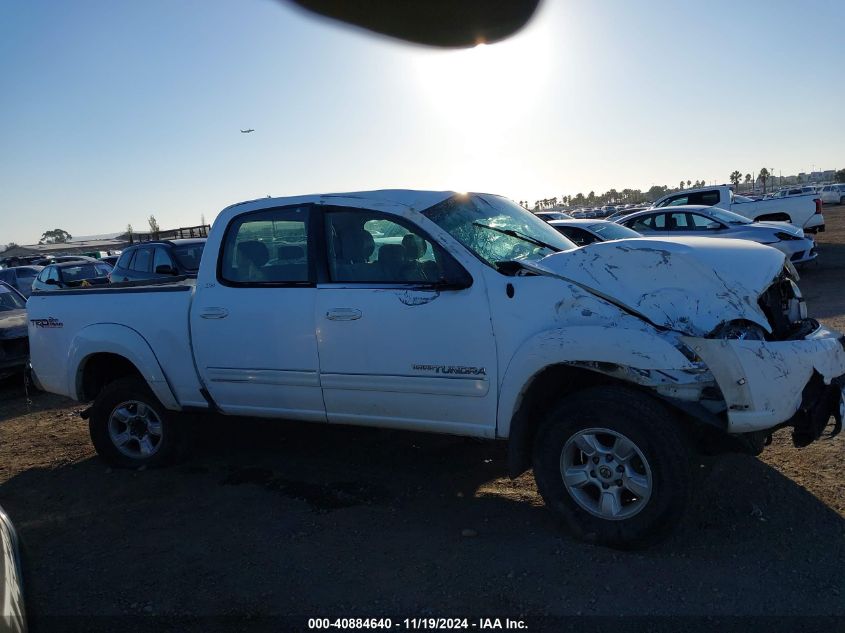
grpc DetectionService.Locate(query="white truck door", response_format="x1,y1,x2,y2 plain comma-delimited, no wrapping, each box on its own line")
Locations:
314,207,498,437
191,204,325,421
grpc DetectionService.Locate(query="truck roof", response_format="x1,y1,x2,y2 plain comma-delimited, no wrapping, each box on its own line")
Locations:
223,189,461,220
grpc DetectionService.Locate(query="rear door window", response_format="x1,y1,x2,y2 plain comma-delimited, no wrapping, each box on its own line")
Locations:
116,250,134,269
220,206,311,284
131,248,152,272
153,247,174,273
667,213,689,230
628,214,664,232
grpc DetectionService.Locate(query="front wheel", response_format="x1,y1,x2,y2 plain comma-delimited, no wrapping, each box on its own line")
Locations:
533,386,692,548
88,376,185,468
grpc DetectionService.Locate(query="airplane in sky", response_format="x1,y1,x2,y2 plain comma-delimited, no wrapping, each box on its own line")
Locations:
240,128,254,133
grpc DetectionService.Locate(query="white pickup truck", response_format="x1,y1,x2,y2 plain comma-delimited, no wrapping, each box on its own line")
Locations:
651,185,825,233
28,190,845,548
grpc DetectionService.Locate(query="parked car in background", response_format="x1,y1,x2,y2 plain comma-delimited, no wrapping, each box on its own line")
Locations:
31,261,112,292
819,184,845,205
606,206,648,222
768,186,817,199
100,255,120,267
109,239,206,282
0,266,42,299
28,190,845,548
0,504,27,633
0,281,29,380
535,211,573,221
549,219,641,246
650,184,824,233
618,205,818,265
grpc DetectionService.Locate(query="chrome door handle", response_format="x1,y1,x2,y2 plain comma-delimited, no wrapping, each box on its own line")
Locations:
326,308,362,321
200,307,229,319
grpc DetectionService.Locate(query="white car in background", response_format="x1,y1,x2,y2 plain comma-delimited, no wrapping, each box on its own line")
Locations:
819,184,845,205
617,205,818,265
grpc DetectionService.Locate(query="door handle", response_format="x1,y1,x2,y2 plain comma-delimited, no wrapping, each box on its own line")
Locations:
326,308,362,321
199,307,229,319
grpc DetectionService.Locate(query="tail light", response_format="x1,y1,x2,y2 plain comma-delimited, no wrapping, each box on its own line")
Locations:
814,198,822,214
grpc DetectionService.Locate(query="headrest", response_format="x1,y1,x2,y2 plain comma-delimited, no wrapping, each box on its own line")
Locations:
237,240,269,266
338,229,375,263
377,244,405,266
402,234,426,260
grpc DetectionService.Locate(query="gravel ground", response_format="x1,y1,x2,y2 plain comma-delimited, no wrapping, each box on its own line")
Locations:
1,206,844,631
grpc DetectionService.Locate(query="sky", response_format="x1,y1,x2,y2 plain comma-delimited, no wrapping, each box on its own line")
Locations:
1,0,843,245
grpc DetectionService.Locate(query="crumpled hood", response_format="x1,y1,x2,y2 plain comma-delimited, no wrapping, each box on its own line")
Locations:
0,309,28,340
524,236,786,336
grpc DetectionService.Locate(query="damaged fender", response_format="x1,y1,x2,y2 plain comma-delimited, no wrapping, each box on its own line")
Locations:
497,325,707,438
684,327,845,433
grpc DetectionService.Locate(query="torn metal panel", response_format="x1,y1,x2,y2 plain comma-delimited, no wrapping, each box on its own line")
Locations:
684,327,845,433
525,236,786,336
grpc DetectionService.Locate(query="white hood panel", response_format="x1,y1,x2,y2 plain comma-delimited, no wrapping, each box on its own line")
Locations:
526,237,786,336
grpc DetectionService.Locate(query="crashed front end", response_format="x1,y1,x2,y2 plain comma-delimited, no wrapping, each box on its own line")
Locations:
683,264,845,448
530,237,845,449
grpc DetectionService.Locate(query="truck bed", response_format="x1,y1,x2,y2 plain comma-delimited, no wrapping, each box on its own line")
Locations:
27,279,204,408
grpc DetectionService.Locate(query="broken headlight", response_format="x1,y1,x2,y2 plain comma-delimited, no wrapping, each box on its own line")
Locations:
758,266,809,339
712,320,767,341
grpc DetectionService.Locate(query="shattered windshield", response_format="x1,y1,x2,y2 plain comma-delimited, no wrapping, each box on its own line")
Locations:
422,194,575,268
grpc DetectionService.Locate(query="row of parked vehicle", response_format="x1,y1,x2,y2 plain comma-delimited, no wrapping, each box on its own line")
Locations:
532,184,823,269
545,206,817,266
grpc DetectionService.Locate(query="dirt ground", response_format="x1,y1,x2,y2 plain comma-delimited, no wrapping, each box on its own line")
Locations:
2,207,845,631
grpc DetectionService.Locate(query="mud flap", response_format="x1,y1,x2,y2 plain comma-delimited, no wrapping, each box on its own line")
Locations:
790,372,844,447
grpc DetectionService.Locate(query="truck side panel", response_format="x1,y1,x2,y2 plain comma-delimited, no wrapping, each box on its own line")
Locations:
27,286,202,409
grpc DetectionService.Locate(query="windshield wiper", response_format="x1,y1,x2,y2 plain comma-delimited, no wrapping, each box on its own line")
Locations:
472,222,562,253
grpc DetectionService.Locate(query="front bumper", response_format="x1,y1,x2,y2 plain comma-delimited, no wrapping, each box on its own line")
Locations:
682,324,845,441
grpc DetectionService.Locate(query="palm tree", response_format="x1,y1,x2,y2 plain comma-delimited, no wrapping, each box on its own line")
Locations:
744,174,752,191
759,168,770,194
730,170,742,190
679,180,685,190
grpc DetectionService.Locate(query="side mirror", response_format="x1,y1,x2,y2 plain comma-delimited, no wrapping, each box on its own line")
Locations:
438,264,473,290
706,222,722,230
45,278,58,285
155,264,176,275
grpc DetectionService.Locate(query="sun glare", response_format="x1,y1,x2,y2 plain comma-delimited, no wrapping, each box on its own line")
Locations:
414,28,552,140
413,24,553,191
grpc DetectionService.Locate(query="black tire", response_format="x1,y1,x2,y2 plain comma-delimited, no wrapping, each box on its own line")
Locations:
88,376,185,469
533,386,692,549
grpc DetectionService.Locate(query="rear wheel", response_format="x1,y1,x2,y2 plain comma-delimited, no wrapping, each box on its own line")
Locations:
533,386,692,548
89,377,185,468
